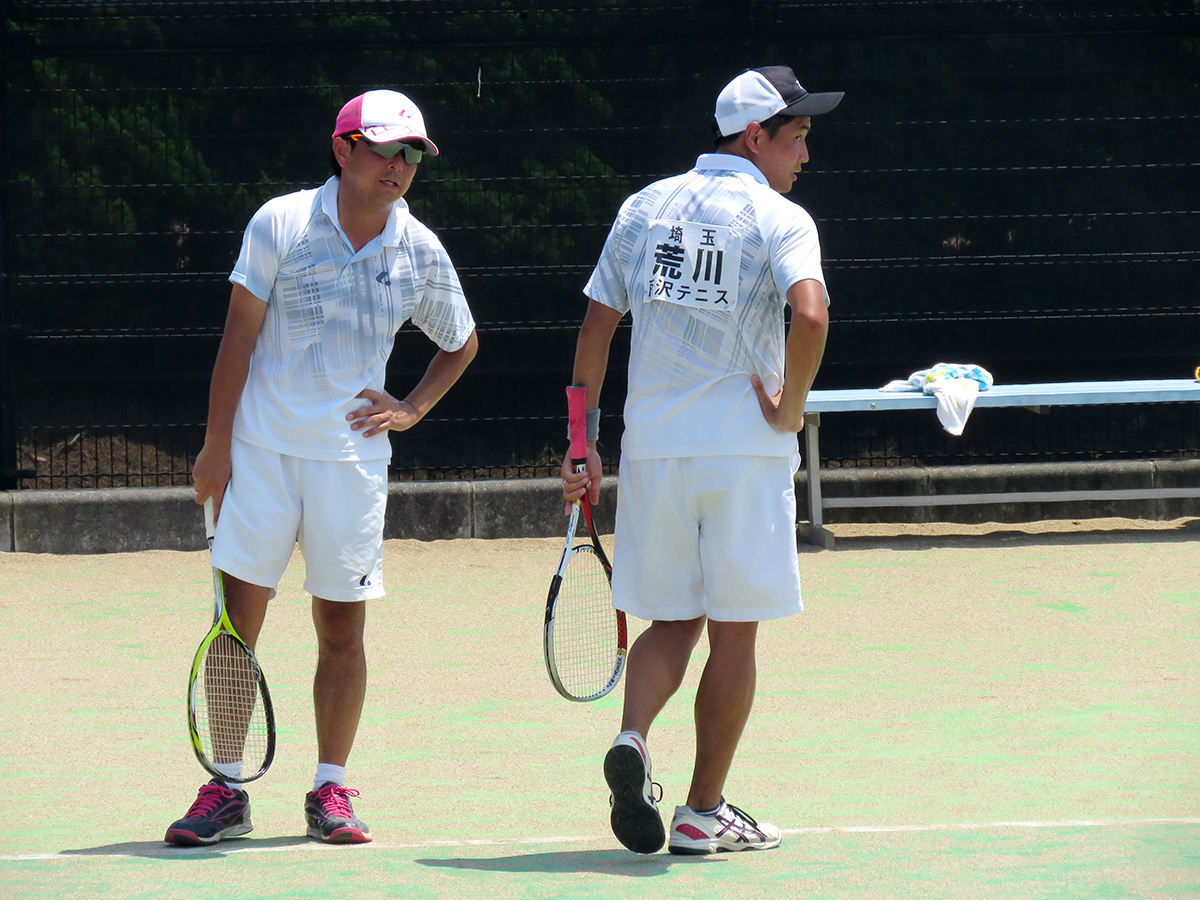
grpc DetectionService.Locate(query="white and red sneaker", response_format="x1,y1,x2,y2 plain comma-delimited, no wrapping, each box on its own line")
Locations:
603,731,664,853
668,799,782,855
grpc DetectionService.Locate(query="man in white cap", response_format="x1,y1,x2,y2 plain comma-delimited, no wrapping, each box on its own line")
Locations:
166,89,478,846
562,66,840,855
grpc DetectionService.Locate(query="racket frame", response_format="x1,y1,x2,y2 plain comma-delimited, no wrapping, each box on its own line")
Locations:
185,498,276,783
543,386,628,702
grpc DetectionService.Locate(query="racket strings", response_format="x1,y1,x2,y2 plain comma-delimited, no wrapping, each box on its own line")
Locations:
194,633,271,772
553,545,619,697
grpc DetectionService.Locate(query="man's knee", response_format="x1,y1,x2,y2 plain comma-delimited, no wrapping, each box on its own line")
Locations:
706,619,759,654
649,616,707,648
313,600,366,651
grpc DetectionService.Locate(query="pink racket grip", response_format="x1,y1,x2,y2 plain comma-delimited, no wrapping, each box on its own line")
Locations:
566,385,588,468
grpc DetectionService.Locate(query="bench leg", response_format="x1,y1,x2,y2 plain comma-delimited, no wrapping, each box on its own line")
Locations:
797,522,836,550
797,412,835,549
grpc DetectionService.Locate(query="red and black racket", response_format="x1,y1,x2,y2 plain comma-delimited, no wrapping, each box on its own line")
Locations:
543,386,627,701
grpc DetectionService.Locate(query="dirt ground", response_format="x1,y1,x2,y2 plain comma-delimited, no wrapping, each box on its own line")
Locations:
0,516,1197,900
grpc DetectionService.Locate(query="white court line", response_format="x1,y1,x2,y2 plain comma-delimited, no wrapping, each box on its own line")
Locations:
4,817,1199,862
783,817,1200,835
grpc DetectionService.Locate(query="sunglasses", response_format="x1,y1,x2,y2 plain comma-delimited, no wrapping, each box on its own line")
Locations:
347,134,425,165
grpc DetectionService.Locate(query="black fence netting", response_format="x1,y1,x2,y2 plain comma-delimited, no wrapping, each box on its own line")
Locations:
2,0,1198,488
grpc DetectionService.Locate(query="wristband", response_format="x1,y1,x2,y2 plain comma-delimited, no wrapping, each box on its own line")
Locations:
569,407,601,443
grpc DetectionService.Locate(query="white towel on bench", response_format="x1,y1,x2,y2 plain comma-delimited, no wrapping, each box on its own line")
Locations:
879,363,994,436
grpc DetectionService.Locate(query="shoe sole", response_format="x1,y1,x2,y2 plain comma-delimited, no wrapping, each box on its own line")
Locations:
604,744,665,854
305,824,372,844
668,836,782,855
164,822,253,846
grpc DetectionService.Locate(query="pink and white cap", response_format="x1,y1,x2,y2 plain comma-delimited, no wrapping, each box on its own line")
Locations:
332,89,440,156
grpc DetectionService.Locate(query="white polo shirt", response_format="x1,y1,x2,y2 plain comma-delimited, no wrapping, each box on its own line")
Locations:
583,153,830,460
229,176,476,462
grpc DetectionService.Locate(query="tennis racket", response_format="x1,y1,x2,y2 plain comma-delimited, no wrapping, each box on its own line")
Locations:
543,385,628,702
186,498,276,783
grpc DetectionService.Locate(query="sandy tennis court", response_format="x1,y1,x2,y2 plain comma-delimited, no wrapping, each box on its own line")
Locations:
1,517,1197,899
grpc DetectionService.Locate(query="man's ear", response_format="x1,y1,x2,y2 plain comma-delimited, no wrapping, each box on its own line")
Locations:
332,136,352,167
742,122,767,155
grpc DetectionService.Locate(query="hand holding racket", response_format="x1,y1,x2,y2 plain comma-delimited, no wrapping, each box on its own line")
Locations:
543,386,628,702
186,498,276,782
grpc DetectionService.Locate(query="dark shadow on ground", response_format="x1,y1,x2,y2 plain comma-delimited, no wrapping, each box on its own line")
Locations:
416,848,723,877
59,835,313,859
801,517,1200,552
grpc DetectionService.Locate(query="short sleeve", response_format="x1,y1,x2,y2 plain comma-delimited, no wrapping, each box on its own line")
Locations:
409,237,476,352
229,195,298,302
770,204,829,306
583,198,636,315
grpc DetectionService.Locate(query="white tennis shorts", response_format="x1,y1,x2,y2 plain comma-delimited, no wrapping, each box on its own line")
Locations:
210,438,388,602
611,455,802,623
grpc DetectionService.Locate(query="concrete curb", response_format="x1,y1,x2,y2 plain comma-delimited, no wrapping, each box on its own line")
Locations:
2,459,1197,553
0,478,624,554
818,457,1200,525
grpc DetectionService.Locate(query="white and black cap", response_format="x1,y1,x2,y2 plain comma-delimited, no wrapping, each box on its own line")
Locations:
714,66,843,137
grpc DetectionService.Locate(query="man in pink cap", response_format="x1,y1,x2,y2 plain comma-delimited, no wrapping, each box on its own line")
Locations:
165,89,477,847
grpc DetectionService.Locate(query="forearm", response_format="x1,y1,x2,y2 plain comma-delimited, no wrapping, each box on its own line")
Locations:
203,339,253,449
202,286,266,450
561,300,622,506
777,313,827,424
193,346,250,502
572,300,623,410
194,285,266,501
402,329,478,420
776,280,829,430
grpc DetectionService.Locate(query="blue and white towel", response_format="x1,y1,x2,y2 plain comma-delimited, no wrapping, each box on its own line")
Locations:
880,363,994,436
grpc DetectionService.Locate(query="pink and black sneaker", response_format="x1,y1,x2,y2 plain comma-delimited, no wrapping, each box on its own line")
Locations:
304,783,372,844
164,780,253,846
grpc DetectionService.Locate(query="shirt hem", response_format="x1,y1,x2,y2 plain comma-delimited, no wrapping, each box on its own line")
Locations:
232,430,392,463
620,444,796,460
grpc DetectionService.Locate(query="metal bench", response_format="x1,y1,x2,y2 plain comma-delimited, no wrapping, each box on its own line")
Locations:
799,379,1200,547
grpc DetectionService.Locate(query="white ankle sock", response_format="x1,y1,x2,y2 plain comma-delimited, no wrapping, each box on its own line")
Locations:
314,763,346,791
211,760,243,789
690,797,724,816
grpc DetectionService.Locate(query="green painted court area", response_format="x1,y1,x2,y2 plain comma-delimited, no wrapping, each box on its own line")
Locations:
1,519,1197,899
